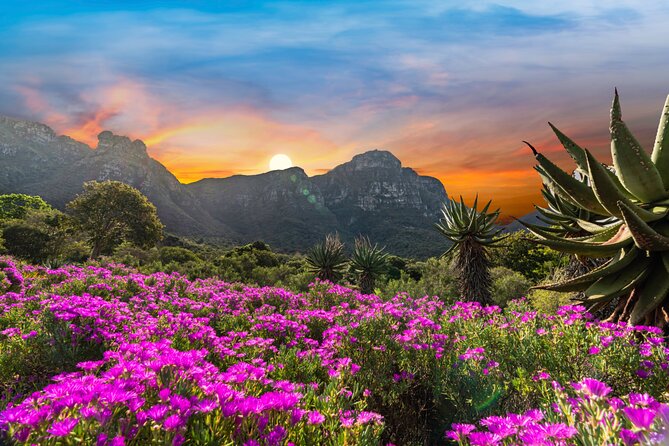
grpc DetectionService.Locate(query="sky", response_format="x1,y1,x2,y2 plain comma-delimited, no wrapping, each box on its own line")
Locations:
1,1,669,218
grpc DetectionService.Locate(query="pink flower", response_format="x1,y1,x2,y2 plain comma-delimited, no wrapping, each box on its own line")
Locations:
47,417,78,437
307,411,325,425
623,407,656,430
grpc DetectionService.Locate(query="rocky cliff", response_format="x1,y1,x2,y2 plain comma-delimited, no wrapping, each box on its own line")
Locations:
0,116,450,257
312,150,448,257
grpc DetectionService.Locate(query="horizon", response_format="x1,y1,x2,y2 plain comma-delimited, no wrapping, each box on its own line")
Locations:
1,1,669,217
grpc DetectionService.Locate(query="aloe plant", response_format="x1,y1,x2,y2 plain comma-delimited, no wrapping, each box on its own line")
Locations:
532,184,610,279
435,196,505,304
534,182,615,239
524,90,669,325
306,233,348,283
350,236,388,294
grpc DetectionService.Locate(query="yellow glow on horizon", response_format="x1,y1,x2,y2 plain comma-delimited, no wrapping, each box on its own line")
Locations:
269,153,293,171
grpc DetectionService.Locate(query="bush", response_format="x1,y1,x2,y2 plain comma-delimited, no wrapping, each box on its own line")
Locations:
382,256,459,302
490,266,532,306
527,266,576,313
489,231,565,282
159,246,201,264
0,209,75,264
0,194,51,221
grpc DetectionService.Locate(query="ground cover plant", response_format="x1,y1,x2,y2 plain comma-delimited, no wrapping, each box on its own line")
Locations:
1,257,669,445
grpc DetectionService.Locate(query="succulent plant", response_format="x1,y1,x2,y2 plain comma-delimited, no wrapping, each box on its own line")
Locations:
531,182,615,239
435,196,506,304
524,90,669,325
350,236,388,294
305,233,348,283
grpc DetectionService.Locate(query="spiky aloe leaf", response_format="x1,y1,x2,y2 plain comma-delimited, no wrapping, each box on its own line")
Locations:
617,201,669,251
585,149,664,221
305,233,348,283
527,142,608,215
629,256,669,324
651,95,669,188
548,122,589,172
350,236,388,294
436,196,505,304
611,90,667,202
536,247,639,292
584,255,651,302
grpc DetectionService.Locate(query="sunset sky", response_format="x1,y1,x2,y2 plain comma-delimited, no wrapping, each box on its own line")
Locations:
1,1,668,218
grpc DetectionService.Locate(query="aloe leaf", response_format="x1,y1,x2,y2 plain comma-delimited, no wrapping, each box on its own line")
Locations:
526,142,608,215
618,201,669,251
629,255,669,324
610,90,667,202
651,95,669,189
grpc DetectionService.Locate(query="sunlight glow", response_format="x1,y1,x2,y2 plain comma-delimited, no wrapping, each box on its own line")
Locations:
269,153,293,171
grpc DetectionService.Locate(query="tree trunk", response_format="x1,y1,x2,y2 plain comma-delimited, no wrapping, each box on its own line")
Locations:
359,274,375,295
90,240,103,259
456,237,492,305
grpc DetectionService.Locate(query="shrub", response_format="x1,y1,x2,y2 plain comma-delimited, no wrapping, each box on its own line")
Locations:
490,266,531,306
489,230,565,282
0,194,51,221
382,256,459,302
159,246,201,264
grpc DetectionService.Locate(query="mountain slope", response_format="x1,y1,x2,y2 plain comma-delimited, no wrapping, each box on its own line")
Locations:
0,116,451,257
312,150,449,258
187,167,339,250
0,118,232,237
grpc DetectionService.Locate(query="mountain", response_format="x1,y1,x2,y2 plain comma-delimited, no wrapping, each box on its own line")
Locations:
503,210,543,233
187,168,339,251
312,150,448,257
0,116,450,258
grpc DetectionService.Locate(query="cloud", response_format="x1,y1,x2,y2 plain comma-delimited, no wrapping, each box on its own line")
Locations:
0,1,668,216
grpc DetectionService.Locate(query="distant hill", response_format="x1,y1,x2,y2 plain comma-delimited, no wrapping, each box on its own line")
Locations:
0,116,451,258
503,210,544,233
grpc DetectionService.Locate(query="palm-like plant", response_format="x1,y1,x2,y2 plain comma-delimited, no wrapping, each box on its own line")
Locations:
350,236,388,294
524,90,669,325
306,233,348,283
435,196,506,304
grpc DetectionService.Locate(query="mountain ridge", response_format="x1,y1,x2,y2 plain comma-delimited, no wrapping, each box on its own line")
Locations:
0,115,450,258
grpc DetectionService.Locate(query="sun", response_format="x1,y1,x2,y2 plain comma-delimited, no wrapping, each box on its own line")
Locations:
269,153,293,171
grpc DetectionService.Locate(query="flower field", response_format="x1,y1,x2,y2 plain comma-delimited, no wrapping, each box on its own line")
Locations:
1,257,669,445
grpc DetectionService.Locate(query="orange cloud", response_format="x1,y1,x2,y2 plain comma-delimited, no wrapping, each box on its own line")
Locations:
16,77,347,183
14,76,620,220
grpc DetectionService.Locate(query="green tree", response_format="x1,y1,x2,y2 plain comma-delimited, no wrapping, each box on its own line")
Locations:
67,181,164,258
0,194,51,221
1,208,73,263
489,230,565,282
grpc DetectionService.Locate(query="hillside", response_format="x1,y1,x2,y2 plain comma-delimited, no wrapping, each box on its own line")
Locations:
0,116,450,257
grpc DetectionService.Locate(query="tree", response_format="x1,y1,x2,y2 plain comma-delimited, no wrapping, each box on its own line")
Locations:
305,233,347,283
488,230,565,282
67,181,164,258
1,208,72,263
350,236,388,294
0,194,51,221
435,196,506,304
